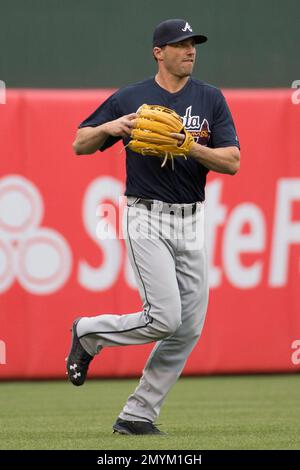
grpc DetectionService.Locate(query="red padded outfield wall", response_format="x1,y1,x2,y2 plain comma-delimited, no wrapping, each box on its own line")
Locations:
0,89,300,378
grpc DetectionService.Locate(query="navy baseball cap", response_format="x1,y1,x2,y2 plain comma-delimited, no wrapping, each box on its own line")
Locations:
153,19,207,47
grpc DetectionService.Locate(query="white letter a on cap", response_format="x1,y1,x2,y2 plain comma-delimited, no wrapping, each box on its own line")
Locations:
182,22,193,32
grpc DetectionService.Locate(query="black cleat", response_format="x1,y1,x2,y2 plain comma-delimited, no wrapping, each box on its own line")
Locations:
113,418,165,435
66,318,93,386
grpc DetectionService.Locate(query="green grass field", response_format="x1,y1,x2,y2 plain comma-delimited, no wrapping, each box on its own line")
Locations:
0,375,299,450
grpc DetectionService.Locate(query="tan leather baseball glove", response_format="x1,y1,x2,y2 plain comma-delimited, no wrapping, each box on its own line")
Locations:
127,104,194,169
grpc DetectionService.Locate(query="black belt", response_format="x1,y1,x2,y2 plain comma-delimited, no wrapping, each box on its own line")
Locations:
134,198,198,217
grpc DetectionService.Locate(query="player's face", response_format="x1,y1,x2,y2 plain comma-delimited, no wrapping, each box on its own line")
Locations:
160,39,196,78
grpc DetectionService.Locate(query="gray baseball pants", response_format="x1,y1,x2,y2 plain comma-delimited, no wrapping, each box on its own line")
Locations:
77,196,209,423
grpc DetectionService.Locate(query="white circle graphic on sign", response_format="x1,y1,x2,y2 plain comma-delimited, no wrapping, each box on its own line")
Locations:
0,239,15,293
16,228,72,294
0,175,43,239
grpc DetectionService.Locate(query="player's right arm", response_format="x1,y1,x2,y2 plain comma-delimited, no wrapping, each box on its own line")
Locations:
73,113,137,155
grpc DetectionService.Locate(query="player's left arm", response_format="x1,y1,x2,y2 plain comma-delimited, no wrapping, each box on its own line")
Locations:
188,143,240,175
182,89,240,175
171,132,240,175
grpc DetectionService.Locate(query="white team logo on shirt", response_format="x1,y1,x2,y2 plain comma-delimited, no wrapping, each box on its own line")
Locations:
182,105,200,129
181,106,211,145
181,22,193,32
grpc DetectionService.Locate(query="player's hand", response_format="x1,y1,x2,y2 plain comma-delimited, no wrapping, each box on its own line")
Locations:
170,132,185,145
104,114,137,138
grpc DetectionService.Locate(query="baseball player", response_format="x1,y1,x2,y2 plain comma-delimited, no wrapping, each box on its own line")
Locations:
67,18,240,435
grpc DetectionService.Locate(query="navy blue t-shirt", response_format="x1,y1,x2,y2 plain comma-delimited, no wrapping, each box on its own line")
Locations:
79,77,240,203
